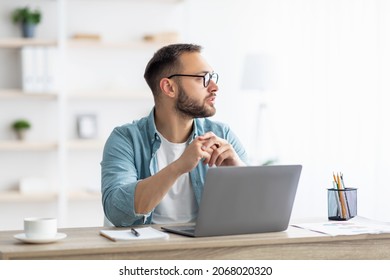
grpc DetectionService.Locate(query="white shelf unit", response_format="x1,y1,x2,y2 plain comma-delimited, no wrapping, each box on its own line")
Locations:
0,38,57,48
0,33,63,230
0,191,57,203
0,90,57,99
0,190,100,203
0,0,185,229
67,39,170,50
67,90,151,101
0,141,58,151
66,139,105,150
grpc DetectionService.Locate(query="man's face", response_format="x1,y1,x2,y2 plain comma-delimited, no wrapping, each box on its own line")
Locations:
175,85,216,118
173,52,219,118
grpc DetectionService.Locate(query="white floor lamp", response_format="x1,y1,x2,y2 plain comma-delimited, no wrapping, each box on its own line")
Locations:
241,53,275,165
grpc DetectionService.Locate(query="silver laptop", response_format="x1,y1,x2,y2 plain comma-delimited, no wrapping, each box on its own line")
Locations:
161,165,302,237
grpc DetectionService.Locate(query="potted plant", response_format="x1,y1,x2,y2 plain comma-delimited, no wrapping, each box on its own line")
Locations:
11,6,42,38
11,119,31,141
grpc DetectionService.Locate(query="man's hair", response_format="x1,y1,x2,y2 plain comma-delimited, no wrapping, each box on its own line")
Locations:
144,43,202,97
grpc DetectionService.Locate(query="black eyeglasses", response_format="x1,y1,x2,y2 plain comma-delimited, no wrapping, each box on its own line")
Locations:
167,72,219,87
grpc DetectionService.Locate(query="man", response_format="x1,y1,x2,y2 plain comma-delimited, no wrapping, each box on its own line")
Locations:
101,43,248,226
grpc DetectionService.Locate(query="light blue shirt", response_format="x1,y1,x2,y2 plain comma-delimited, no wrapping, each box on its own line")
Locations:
101,109,248,226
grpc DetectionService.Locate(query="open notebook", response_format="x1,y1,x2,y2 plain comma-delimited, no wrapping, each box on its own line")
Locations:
100,227,169,241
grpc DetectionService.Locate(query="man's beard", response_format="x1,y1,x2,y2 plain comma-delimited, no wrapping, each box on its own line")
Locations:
175,87,216,118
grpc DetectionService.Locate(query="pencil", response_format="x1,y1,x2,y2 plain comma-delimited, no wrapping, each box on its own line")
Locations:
333,173,339,188
340,173,351,218
336,173,347,219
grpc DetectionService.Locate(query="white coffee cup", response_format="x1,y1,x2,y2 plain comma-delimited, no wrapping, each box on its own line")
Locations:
24,217,57,239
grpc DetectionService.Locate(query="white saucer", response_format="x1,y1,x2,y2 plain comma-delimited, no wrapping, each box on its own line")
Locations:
14,232,67,244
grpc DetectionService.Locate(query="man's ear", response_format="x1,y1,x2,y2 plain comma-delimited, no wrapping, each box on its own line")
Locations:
160,78,176,98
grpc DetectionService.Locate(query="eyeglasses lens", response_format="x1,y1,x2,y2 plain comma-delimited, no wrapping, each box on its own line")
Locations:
204,73,211,87
204,73,218,87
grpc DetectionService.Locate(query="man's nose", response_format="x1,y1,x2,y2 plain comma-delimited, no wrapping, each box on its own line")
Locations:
208,80,218,92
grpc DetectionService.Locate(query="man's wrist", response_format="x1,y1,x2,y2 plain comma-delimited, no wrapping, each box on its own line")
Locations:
170,160,185,177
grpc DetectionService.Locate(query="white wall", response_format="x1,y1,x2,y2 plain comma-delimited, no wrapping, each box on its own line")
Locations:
1,0,390,228
184,0,390,221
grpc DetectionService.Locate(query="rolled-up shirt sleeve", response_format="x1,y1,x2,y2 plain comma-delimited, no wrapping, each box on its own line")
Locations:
101,127,149,226
225,125,249,165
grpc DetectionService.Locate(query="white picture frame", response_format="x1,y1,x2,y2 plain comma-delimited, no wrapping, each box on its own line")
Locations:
76,114,97,139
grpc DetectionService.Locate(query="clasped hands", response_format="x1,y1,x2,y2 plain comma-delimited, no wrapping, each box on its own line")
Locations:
175,132,243,174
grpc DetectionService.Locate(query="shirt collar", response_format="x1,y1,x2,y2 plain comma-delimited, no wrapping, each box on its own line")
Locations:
146,107,204,143
190,118,199,140
146,108,159,143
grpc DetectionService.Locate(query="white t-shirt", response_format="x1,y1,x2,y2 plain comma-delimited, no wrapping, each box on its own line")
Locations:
151,132,199,224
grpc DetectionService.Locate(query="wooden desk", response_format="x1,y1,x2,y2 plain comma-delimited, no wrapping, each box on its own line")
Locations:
1,225,390,259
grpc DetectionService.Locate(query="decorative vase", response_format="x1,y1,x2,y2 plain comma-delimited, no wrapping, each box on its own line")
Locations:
22,23,36,38
15,129,27,141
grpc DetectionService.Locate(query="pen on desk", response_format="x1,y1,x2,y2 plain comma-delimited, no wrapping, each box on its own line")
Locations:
131,228,140,237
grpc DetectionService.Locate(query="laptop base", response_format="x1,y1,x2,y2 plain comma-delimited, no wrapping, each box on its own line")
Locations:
161,225,196,237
